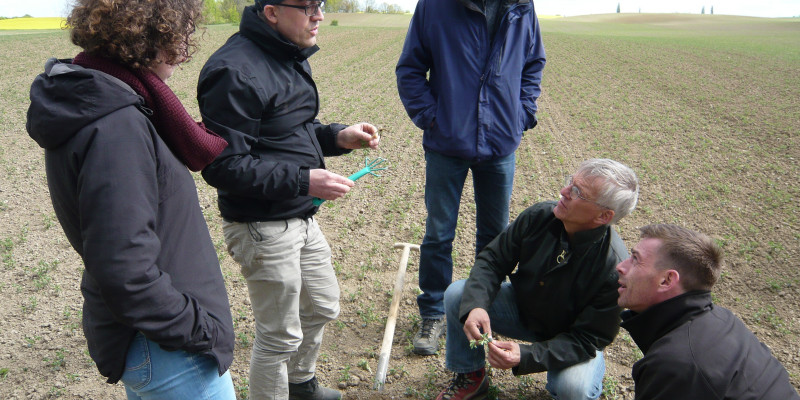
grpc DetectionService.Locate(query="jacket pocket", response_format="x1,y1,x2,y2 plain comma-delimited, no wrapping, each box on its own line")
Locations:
495,42,506,77
520,104,536,132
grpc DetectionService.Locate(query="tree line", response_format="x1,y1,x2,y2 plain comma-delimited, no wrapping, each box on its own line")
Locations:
616,2,715,15
203,0,407,25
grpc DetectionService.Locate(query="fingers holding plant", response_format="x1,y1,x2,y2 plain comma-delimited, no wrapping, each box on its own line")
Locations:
463,308,491,343
487,340,520,370
337,122,381,150
469,332,493,349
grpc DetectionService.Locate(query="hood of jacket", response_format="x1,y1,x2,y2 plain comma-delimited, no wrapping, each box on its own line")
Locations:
27,58,143,150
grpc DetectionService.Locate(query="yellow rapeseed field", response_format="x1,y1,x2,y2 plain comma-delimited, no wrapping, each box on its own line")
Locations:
0,17,65,30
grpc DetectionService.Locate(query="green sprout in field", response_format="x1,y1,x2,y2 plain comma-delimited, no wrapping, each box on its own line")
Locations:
469,332,493,349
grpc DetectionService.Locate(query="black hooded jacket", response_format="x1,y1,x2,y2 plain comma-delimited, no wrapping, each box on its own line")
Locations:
197,6,350,222
621,291,799,399
26,59,234,383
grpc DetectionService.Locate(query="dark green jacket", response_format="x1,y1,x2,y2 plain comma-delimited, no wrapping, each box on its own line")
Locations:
460,201,626,375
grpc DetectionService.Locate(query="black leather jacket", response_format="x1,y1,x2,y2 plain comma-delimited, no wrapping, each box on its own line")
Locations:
460,201,626,375
198,6,350,222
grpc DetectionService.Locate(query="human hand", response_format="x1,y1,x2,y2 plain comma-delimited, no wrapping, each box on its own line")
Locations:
336,123,380,150
487,341,520,370
463,308,491,343
307,169,354,201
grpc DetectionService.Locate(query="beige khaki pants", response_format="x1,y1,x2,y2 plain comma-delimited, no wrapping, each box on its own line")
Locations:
223,217,340,400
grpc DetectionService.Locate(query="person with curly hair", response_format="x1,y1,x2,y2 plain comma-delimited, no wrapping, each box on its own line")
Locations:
26,0,236,398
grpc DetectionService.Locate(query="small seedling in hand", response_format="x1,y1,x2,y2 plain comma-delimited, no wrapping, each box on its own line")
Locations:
361,127,383,148
469,332,493,349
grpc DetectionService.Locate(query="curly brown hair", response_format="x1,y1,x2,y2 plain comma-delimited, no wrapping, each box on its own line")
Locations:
67,0,203,70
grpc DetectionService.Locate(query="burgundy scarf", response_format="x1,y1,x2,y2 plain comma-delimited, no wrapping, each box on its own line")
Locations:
72,52,227,171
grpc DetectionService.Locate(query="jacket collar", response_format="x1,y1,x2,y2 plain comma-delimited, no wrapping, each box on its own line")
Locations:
569,223,610,253
620,291,713,354
459,0,530,14
552,221,610,261
239,5,319,62
547,212,611,271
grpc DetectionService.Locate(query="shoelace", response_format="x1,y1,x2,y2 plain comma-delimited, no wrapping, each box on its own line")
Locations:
419,319,438,338
441,373,474,399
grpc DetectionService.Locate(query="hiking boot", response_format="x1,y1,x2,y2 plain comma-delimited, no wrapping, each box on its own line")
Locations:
288,377,341,400
436,368,489,400
413,316,446,355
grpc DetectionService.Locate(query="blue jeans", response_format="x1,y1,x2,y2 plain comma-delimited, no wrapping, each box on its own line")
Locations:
444,280,606,400
418,150,515,318
121,332,236,400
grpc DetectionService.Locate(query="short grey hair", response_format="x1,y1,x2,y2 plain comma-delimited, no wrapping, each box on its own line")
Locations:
576,159,639,224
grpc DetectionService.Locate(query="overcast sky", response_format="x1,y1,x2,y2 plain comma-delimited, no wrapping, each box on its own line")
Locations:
2,0,799,18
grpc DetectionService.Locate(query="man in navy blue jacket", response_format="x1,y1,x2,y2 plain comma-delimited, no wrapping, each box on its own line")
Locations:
396,0,546,355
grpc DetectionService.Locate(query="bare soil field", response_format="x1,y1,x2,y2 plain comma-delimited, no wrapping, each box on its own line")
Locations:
0,13,798,399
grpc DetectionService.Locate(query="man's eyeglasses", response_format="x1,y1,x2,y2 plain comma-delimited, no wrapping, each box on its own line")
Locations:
565,175,610,209
274,1,324,16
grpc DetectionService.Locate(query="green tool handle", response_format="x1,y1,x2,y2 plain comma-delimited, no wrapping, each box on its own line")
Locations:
311,166,371,206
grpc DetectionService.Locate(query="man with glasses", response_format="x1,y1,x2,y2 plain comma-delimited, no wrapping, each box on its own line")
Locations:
197,1,380,399
435,159,638,400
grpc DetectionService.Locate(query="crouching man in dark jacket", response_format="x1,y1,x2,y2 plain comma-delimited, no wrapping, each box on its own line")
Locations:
438,159,639,400
617,224,799,399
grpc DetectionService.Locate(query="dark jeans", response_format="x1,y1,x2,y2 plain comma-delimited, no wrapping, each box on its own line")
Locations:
417,150,515,318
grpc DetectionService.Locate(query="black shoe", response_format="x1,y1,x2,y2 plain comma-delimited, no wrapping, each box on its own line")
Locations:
288,377,341,400
413,316,446,355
